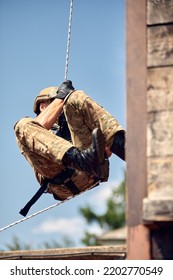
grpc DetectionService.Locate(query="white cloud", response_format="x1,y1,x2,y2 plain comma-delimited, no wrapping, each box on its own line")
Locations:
32,215,105,241
33,216,85,235
85,223,104,236
86,180,120,213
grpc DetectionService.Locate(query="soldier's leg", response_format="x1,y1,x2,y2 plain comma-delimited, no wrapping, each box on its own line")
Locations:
110,130,125,160
62,127,109,180
63,90,126,160
14,117,73,177
14,117,109,179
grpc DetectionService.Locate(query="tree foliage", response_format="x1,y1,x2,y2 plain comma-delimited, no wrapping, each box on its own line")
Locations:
3,235,75,251
5,236,31,251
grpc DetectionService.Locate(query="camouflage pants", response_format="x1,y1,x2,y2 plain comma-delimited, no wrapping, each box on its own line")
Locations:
64,90,124,149
14,90,124,200
14,118,73,178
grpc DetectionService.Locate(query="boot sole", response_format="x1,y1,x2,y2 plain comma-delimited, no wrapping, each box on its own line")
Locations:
92,128,105,164
92,128,109,179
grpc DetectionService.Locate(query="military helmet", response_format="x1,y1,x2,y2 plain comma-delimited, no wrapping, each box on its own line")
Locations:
33,86,58,114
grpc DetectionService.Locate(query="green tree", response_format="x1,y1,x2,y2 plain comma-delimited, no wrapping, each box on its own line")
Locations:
41,236,75,249
4,235,75,251
80,172,126,246
5,236,31,251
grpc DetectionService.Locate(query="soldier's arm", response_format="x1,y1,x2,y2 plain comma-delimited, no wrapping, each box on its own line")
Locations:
35,99,64,130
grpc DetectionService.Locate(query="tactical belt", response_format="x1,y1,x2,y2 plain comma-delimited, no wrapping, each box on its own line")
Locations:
19,168,80,217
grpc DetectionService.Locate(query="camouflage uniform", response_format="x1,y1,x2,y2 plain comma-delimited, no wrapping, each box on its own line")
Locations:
14,89,124,200
64,90,123,149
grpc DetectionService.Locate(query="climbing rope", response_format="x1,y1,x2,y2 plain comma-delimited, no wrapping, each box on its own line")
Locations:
0,1,75,234
0,0,101,234
64,0,73,80
0,181,100,233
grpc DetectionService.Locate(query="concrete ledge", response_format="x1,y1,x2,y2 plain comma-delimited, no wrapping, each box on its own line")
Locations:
143,197,173,222
0,245,126,260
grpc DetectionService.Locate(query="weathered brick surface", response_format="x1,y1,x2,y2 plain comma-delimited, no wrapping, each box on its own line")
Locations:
147,67,173,112
147,111,173,157
146,5,173,222
147,0,173,25
148,157,173,197
147,25,173,67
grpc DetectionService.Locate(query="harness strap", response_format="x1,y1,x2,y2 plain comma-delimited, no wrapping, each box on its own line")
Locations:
19,168,80,217
19,179,49,217
48,168,80,196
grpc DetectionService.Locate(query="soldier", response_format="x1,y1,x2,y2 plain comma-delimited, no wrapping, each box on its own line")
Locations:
14,80,125,214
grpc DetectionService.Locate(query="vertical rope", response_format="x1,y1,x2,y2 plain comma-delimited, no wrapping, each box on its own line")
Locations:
64,0,73,80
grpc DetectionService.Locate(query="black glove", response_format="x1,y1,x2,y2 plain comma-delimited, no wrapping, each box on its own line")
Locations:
56,112,72,142
56,80,75,100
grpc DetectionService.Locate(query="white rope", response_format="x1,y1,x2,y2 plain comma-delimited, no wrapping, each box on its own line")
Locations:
64,0,73,80
0,181,100,233
0,1,75,234
0,0,101,234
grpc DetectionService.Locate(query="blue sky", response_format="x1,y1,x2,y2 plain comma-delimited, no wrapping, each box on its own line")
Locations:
0,0,125,250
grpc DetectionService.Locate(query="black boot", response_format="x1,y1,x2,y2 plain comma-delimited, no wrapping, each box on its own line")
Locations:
110,130,126,161
63,128,109,179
